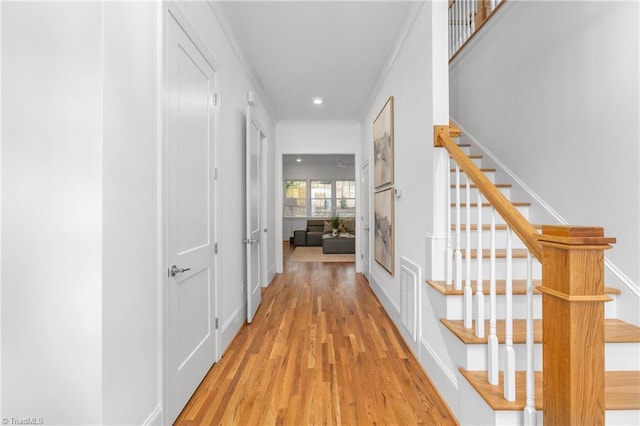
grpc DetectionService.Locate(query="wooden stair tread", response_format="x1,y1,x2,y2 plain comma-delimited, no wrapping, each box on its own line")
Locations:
450,168,496,173
460,369,640,411
450,183,512,188
451,202,531,207
451,223,542,231
441,318,640,344
426,279,621,296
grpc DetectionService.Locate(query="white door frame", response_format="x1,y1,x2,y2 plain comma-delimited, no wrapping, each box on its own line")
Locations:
259,132,269,287
160,5,220,423
360,158,371,280
245,105,267,322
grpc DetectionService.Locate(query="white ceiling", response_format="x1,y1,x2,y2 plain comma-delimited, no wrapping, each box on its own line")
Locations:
221,1,416,121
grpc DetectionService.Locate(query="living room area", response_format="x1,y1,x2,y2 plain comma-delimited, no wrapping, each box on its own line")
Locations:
283,153,357,262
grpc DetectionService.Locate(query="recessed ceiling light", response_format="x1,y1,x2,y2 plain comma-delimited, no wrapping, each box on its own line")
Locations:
312,97,323,105
296,158,302,162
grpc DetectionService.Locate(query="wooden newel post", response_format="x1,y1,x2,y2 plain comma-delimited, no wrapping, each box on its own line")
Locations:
535,226,615,426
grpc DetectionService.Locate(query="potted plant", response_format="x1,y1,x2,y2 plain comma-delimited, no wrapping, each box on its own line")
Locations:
329,213,340,236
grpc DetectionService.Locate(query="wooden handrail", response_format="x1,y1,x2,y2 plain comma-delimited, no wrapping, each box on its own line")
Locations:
434,125,542,261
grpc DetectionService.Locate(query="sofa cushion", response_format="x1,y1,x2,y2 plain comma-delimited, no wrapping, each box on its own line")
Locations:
341,218,355,233
307,219,325,233
323,221,332,232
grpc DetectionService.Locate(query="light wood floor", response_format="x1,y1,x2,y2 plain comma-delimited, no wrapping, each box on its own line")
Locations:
175,244,458,425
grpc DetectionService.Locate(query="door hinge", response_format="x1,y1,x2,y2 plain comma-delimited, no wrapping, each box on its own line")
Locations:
215,242,219,254
212,93,219,106
215,317,219,329
214,168,218,180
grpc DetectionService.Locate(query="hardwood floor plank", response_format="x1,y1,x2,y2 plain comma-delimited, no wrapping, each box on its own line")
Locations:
175,251,458,425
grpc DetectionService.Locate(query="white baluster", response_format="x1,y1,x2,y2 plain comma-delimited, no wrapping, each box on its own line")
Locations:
490,0,496,11
470,0,476,33
524,251,536,425
458,0,462,51
464,173,472,329
465,0,469,39
475,191,484,338
487,208,498,384
448,6,453,58
446,154,453,286
454,165,462,291
454,1,459,52
504,226,516,401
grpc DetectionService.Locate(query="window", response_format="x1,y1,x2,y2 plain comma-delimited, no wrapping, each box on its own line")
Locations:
310,180,332,217
283,178,356,217
284,180,307,217
336,180,356,217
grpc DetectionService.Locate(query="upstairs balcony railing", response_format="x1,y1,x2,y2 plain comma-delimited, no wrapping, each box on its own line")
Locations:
434,124,615,425
449,0,506,60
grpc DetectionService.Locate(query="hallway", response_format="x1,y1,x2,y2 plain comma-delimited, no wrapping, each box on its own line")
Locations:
175,248,458,424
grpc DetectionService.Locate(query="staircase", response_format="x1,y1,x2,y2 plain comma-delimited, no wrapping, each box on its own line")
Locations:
428,124,640,424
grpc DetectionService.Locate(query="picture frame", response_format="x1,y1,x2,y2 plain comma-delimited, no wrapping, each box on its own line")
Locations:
373,96,394,189
374,187,394,275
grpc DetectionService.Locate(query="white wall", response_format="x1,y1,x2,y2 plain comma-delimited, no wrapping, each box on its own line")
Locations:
1,3,104,423
101,2,160,424
275,121,361,270
170,2,276,353
450,1,640,292
359,0,458,413
283,161,355,181
1,2,276,424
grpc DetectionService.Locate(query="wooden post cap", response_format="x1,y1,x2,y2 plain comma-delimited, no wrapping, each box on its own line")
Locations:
535,225,616,246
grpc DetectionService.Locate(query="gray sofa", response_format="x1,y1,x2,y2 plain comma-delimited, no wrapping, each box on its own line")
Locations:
305,219,327,246
296,218,356,249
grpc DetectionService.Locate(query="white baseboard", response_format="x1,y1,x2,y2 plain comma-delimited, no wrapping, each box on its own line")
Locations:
369,272,400,315
221,305,245,351
267,261,277,285
419,337,460,417
142,405,162,426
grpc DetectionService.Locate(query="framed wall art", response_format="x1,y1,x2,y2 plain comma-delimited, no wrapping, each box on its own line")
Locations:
374,187,394,275
373,96,394,188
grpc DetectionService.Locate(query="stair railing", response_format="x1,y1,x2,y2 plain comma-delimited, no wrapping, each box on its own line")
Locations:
434,124,615,425
449,0,507,60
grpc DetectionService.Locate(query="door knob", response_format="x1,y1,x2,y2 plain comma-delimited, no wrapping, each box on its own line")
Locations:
242,239,258,245
169,265,191,277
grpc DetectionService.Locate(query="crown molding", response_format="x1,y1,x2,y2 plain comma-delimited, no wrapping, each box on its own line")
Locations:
358,1,425,122
206,1,280,121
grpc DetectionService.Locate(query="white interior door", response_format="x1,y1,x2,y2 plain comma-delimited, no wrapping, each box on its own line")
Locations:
166,12,217,423
361,161,371,281
245,106,261,323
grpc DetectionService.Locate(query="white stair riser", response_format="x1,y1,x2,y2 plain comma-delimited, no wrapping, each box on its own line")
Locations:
454,257,541,281
449,229,528,249
450,186,511,201
457,341,638,372
606,410,640,426
459,341,543,371
451,171,496,184
450,157,483,168
445,294,540,320
437,292,617,321
452,205,530,224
